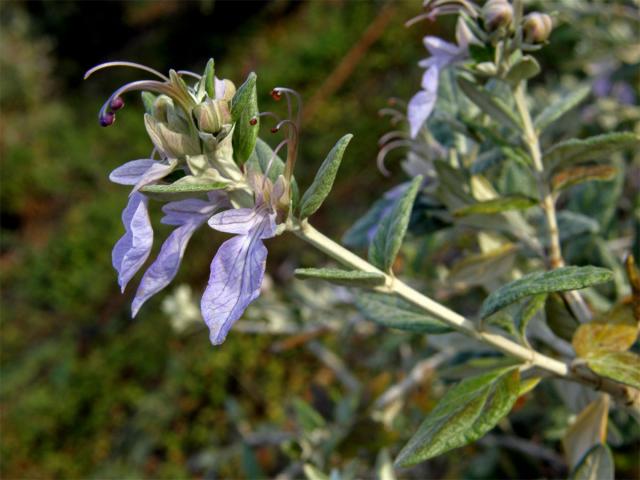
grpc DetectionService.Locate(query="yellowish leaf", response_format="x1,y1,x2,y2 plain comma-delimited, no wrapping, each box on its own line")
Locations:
562,395,610,469
572,304,638,357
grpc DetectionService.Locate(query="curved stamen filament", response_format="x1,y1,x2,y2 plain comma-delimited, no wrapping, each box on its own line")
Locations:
377,140,414,176
177,70,202,80
378,130,408,146
256,111,283,124
84,61,170,82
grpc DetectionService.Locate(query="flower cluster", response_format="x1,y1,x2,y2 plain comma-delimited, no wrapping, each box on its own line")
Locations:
87,60,299,345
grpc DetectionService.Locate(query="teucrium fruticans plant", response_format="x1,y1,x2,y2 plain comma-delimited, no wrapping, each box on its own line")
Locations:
88,0,639,475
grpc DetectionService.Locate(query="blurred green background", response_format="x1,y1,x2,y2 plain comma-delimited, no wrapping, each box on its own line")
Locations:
1,1,639,479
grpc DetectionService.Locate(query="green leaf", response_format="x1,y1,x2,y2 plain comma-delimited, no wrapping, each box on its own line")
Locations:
294,268,386,287
551,165,618,192
480,266,613,318
303,464,329,480
569,444,614,480
292,397,326,433
395,367,520,466
141,92,156,114
448,244,518,288
354,292,451,334
545,292,579,342
140,180,227,194
505,55,540,86
342,195,395,248
544,132,640,170
563,396,610,470
586,351,640,389
231,72,259,165
368,176,422,272
534,85,591,133
453,195,538,217
203,58,215,98
457,77,522,131
514,294,547,345
298,134,353,219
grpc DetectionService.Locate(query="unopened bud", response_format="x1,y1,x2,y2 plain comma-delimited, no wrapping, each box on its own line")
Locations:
193,99,230,134
219,79,236,102
100,111,115,127
482,0,513,32
522,12,552,43
110,96,125,111
152,95,173,123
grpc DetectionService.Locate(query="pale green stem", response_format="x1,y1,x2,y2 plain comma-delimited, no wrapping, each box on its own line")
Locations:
513,82,593,323
291,221,639,408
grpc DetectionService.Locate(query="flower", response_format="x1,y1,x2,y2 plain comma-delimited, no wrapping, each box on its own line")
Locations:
408,18,475,138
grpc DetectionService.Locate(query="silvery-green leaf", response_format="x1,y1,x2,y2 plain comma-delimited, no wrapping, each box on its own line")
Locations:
369,176,422,272
457,77,522,131
140,178,228,194
453,195,538,217
144,114,200,158
534,85,591,134
342,196,395,248
231,72,259,165
514,294,547,345
531,211,600,244
545,292,579,342
395,367,520,466
569,444,614,480
480,266,613,318
448,244,518,288
141,92,156,114
298,134,353,219
505,55,540,86
354,292,451,334
544,132,640,171
294,268,386,287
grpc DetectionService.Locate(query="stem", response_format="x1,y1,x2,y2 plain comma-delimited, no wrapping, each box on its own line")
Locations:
292,221,640,409
513,82,592,323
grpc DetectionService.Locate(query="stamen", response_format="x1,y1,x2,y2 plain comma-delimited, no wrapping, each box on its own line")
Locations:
270,89,282,101
272,119,299,141
377,140,413,176
378,130,407,146
275,87,303,126
110,97,125,111
177,70,202,80
378,107,405,126
255,111,282,123
387,97,407,108
84,61,170,82
100,111,116,127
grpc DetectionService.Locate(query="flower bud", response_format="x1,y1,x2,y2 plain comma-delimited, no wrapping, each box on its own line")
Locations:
522,12,552,43
219,79,236,102
152,95,173,123
482,0,513,32
193,99,231,134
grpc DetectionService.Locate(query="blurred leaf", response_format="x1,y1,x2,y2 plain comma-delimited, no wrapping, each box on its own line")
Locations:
453,196,538,217
551,165,618,192
298,134,353,219
369,176,422,272
304,464,329,480
563,395,610,469
231,72,259,165
457,77,522,131
545,292,579,342
505,55,540,86
544,132,640,170
293,397,326,433
395,367,520,466
518,376,541,396
448,244,517,288
556,211,600,241
354,292,452,334
569,444,614,480
572,303,638,357
625,255,640,321
480,266,613,318
141,92,156,113
294,268,385,287
514,294,547,346
534,85,591,133
586,351,640,389
375,449,397,480
241,443,265,480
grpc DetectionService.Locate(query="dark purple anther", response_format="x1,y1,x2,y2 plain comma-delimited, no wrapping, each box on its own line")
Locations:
100,111,116,127
110,96,125,111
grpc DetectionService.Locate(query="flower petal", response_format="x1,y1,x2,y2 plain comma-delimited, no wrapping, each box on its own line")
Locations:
112,193,153,291
109,159,155,185
214,77,226,99
408,68,439,138
131,222,199,317
208,208,263,235
131,158,178,193
161,196,224,226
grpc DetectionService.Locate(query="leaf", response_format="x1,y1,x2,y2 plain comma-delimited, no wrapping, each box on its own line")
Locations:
203,58,215,98
453,195,538,217
298,134,353,219
518,377,541,396
354,292,451,334
514,294,547,345
303,464,329,480
569,444,614,480
480,266,613,319
551,165,618,192
505,55,540,86
586,351,640,389
368,176,422,272
395,367,520,466
544,132,640,170
292,397,326,433
448,244,518,288
534,85,591,133
545,292,579,342
457,77,522,131
231,72,259,165
572,303,638,357
375,449,397,480
563,396,610,469
140,180,227,194
294,268,386,287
